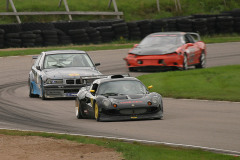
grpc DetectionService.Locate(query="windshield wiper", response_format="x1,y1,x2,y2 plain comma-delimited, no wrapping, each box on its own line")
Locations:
102,93,118,96
52,64,64,68
118,93,127,96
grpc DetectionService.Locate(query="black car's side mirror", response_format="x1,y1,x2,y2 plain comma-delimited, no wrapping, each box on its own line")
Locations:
148,85,153,90
36,66,41,70
95,63,101,66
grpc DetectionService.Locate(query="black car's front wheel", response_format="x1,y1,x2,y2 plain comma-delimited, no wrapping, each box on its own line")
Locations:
75,99,83,119
94,103,101,122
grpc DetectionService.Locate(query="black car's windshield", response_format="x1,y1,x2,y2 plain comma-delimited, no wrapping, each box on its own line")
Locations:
44,53,94,69
138,35,184,47
97,80,147,96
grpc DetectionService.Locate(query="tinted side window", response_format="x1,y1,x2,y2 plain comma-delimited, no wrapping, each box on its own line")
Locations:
91,83,98,91
184,35,190,43
90,83,98,95
186,35,195,43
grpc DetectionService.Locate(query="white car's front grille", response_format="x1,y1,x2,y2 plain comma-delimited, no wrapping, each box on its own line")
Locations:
65,79,81,84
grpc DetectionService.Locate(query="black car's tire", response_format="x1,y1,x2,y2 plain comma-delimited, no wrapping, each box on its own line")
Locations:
156,116,163,120
156,104,163,120
182,54,188,70
75,99,83,119
94,103,101,122
195,51,206,69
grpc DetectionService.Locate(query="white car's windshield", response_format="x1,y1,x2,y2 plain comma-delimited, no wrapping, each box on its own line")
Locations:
44,53,94,69
139,35,184,47
97,80,147,96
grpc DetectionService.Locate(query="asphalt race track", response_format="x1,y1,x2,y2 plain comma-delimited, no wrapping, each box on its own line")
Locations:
0,42,240,154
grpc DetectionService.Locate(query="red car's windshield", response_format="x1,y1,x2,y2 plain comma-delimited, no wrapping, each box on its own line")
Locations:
139,35,184,47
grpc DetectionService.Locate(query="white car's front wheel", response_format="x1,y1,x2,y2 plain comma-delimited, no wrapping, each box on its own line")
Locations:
40,80,46,100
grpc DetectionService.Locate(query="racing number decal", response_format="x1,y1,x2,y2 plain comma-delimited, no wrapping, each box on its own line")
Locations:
69,73,80,76
188,47,196,63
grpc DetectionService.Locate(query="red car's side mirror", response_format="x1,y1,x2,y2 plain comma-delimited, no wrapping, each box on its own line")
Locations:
134,44,139,48
187,43,194,46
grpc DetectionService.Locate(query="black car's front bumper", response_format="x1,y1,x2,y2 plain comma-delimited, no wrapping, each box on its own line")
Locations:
98,108,163,122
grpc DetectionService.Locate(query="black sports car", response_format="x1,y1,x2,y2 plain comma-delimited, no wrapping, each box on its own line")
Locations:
75,75,163,121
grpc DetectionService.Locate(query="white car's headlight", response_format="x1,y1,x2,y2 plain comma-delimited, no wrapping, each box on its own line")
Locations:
46,79,63,84
102,99,111,107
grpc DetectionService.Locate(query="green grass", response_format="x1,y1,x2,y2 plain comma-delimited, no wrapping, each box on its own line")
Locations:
202,33,240,43
0,129,239,160
0,43,133,57
138,65,240,102
0,0,240,23
1,33,240,57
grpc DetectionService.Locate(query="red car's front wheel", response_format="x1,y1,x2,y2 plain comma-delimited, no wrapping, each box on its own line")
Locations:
196,51,206,68
182,54,188,70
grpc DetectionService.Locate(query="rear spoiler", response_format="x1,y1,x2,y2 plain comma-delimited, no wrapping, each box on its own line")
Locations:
80,74,130,86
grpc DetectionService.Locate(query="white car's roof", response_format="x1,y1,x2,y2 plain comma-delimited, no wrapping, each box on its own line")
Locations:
43,50,86,55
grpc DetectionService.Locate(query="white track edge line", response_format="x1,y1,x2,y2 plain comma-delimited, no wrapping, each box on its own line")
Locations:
164,97,240,104
0,127,239,156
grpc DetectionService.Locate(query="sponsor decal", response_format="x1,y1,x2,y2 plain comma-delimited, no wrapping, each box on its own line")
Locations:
66,93,77,96
120,101,143,104
69,73,80,76
131,117,138,119
52,80,57,84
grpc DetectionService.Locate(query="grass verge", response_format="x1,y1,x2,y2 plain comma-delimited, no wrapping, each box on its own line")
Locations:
138,65,240,102
0,129,239,160
201,33,240,43
0,43,133,57
0,34,240,57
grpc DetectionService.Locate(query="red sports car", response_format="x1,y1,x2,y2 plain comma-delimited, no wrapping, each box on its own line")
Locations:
124,32,206,71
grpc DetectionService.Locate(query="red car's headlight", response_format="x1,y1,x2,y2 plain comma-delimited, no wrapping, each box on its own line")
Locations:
128,54,137,58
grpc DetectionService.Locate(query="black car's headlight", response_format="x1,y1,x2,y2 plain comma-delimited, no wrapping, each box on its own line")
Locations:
152,96,160,104
46,79,63,84
102,99,111,107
